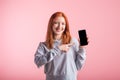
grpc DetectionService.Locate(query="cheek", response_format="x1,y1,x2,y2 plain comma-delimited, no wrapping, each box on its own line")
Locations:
62,26,66,30
52,26,57,32
52,25,57,29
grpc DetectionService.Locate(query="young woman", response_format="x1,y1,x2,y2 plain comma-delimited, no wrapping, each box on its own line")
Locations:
34,12,87,80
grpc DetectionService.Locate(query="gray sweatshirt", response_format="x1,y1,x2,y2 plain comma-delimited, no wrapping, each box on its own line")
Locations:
34,38,86,80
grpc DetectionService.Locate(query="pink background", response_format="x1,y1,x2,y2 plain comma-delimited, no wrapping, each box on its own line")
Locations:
0,0,120,80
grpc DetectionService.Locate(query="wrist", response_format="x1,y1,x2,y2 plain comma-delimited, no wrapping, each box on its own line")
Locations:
58,46,61,50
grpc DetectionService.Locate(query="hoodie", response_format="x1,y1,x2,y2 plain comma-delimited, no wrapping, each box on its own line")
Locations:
34,38,86,80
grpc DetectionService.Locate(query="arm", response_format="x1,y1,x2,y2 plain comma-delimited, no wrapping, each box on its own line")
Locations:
75,47,86,70
73,38,86,70
34,42,61,68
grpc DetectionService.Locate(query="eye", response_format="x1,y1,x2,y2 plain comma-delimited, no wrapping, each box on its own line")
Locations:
62,22,65,25
53,22,58,24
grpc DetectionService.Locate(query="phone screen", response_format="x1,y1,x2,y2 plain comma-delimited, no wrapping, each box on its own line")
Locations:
78,29,88,46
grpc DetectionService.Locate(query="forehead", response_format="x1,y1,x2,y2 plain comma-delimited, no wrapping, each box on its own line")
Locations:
53,16,65,22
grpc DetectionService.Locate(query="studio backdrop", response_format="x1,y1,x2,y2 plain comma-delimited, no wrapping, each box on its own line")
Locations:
0,0,120,80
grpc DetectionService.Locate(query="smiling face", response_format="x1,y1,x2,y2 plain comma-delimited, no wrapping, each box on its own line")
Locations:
52,16,66,36
46,12,71,49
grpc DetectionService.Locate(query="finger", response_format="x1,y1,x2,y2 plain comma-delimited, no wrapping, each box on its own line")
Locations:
86,37,89,43
66,45,69,48
78,38,80,42
68,43,74,47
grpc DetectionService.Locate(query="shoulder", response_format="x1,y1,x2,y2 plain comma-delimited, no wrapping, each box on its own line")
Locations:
71,37,79,44
71,37,80,48
37,42,46,47
39,42,46,46
37,42,49,50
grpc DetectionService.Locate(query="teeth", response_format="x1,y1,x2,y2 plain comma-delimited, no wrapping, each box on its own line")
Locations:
56,29,61,31
57,30,61,32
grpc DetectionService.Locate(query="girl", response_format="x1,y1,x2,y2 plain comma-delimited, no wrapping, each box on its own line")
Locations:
34,12,87,80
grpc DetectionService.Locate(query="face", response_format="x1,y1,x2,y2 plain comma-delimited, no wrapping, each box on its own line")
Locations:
52,16,66,36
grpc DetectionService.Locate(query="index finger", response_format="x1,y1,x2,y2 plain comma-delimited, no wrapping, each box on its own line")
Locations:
67,43,74,47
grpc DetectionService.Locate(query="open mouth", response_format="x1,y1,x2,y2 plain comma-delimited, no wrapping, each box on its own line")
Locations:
56,28,62,32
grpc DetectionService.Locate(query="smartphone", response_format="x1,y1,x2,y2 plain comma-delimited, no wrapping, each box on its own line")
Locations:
78,29,88,46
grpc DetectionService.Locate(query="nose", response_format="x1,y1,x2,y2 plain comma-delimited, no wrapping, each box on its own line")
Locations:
58,23,62,27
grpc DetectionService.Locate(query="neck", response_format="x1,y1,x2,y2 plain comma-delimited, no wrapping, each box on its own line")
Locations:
54,34,62,40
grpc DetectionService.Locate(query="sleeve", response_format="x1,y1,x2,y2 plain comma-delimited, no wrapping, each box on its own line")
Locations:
34,42,61,68
75,48,86,70
72,38,86,70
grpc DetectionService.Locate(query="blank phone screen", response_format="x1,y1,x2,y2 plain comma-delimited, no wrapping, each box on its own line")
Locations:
78,29,88,46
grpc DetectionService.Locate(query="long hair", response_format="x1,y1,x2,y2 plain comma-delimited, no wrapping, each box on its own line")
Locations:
46,12,71,49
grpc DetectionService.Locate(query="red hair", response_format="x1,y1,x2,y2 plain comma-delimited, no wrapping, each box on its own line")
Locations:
46,12,71,49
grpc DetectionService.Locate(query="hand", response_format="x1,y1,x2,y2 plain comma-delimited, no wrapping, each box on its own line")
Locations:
78,37,89,48
58,43,74,52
